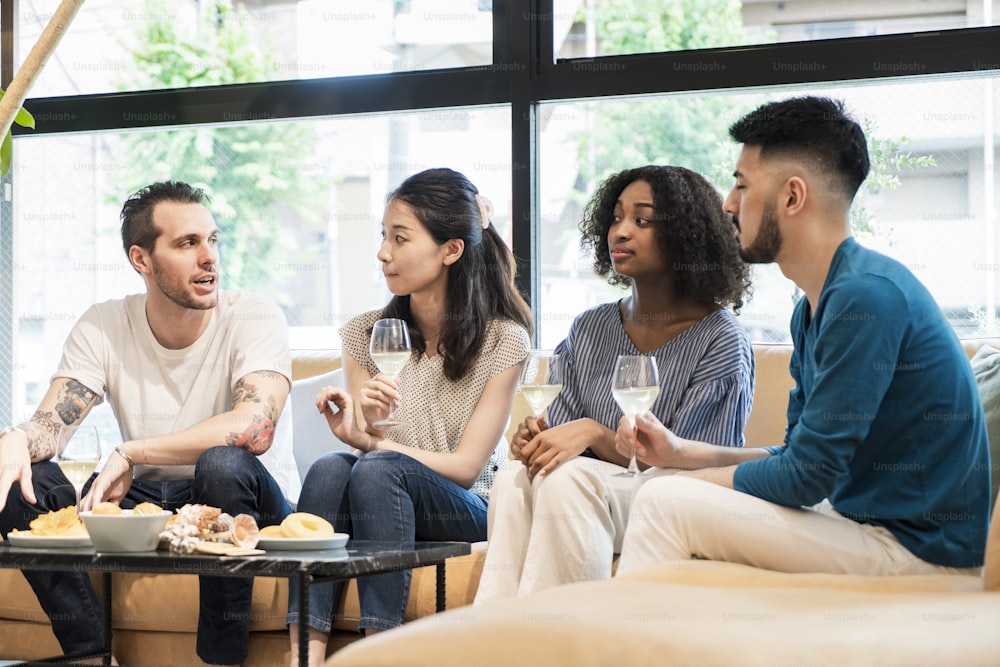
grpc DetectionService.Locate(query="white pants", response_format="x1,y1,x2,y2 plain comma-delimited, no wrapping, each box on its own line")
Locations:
617,474,977,577
475,457,637,603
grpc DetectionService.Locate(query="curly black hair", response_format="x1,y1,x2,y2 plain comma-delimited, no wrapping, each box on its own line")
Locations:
579,165,752,313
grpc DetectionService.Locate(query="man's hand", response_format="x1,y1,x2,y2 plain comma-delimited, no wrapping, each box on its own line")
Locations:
616,411,686,469
79,448,133,511
0,431,36,512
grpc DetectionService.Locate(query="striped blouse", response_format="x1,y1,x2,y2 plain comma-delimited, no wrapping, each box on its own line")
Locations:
547,302,754,448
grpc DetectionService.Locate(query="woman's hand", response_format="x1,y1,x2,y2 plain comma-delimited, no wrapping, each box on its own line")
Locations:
520,418,602,480
615,411,685,469
357,374,399,430
317,386,373,451
510,415,546,461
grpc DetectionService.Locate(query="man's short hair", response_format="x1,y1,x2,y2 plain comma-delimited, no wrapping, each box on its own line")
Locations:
120,181,207,257
729,96,870,201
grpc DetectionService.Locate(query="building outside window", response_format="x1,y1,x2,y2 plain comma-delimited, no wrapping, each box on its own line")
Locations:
3,0,998,429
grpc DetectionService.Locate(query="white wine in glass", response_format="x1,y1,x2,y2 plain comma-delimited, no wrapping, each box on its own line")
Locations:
369,318,412,428
519,351,562,419
56,424,101,505
611,355,660,478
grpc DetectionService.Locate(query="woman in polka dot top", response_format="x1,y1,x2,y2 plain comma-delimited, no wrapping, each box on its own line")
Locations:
288,168,532,660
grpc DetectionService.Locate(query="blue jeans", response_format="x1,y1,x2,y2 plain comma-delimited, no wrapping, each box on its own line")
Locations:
0,446,290,665
287,450,488,632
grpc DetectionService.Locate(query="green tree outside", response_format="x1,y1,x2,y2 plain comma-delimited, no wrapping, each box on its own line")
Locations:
114,0,325,306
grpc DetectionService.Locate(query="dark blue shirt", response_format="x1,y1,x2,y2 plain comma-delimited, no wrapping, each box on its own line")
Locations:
734,238,990,568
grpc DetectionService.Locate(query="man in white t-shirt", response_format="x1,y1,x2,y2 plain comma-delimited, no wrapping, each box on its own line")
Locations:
0,181,296,667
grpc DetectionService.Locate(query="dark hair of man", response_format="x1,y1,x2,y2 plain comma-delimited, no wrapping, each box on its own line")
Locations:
728,96,870,200
580,165,752,313
120,181,207,258
381,168,534,381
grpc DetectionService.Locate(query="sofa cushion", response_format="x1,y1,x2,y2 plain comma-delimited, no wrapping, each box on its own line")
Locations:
332,542,487,631
616,558,984,592
111,573,287,633
326,573,1000,667
290,367,353,484
970,344,1000,504
743,344,795,447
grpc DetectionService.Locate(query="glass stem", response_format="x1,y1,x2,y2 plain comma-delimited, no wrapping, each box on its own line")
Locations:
627,414,639,474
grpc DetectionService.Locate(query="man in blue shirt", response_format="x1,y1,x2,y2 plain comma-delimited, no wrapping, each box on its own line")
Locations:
616,96,990,576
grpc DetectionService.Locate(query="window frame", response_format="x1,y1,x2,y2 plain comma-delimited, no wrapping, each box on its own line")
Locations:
2,0,998,417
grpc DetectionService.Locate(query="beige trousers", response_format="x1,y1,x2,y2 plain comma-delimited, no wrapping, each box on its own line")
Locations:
617,474,977,577
475,457,637,603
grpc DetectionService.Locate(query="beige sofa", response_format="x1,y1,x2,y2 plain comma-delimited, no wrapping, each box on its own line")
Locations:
1,342,998,666
324,340,1000,667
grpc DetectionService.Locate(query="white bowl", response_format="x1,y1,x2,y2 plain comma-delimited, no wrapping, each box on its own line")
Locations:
79,509,172,552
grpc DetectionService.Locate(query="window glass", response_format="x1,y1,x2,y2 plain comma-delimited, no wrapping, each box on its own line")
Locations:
538,74,1000,347
20,0,494,97
10,106,511,428
555,0,996,60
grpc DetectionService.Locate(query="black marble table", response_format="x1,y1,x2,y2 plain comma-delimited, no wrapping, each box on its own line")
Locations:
0,540,471,667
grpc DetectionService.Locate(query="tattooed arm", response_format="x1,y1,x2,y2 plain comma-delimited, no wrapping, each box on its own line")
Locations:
109,369,290,467
17,378,100,462
79,369,290,510
0,377,100,511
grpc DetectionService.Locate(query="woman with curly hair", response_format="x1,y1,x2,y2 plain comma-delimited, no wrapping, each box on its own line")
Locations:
475,165,754,601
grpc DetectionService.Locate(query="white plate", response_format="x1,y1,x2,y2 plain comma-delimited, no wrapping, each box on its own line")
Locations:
6,532,92,548
257,533,349,551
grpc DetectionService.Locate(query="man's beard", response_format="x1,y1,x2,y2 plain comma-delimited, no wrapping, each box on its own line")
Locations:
151,259,217,310
738,199,782,264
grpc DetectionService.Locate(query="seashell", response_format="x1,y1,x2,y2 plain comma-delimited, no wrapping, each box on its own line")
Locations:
230,514,260,549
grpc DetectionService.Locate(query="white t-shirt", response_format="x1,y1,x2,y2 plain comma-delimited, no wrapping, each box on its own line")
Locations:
54,290,301,502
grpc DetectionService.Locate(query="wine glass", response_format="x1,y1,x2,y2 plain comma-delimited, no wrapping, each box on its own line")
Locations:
369,318,412,428
611,355,660,478
519,351,562,420
56,424,102,505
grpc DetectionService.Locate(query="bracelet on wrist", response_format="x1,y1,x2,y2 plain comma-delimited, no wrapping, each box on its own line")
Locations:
114,446,134,468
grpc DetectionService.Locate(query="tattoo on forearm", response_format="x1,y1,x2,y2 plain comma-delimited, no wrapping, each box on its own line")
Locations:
232,378,262,406
23,415,60,460
227,391,278,455
55,380,98,425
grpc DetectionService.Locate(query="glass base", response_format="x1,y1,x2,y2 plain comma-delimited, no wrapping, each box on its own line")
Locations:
372,418,404,429
612,469,640,478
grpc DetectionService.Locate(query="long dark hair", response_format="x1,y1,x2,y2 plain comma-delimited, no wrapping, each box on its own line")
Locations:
381,168,533,381
580,165,752,313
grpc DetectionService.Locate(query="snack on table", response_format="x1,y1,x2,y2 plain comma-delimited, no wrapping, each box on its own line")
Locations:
93,502,123,515
279,512,334,539
165,503,222,534
259,524,284,538
159,503,259,553
133,502,164,515
23,506,88,536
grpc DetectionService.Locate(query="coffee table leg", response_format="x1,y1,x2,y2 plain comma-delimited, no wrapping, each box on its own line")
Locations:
103,572,113,666
435,562,446,612
298,573,310,667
